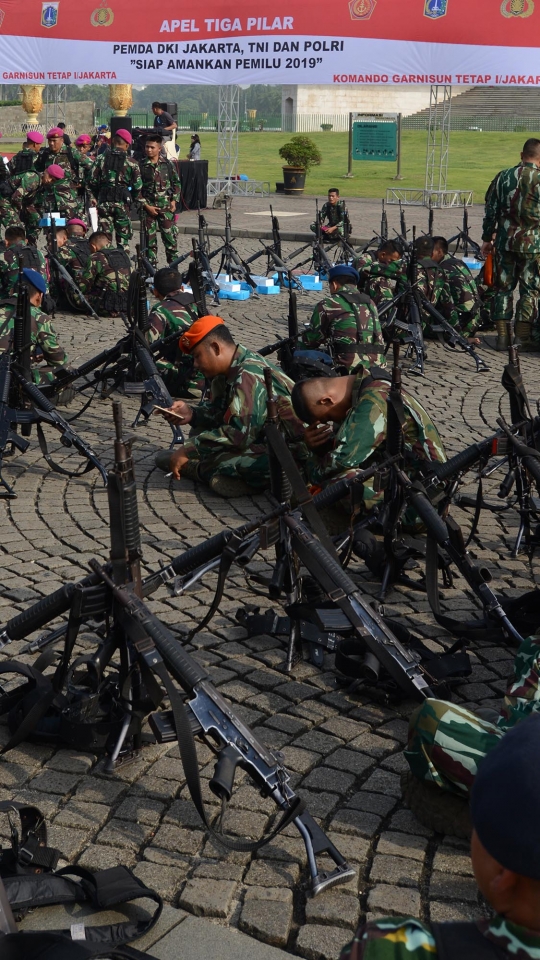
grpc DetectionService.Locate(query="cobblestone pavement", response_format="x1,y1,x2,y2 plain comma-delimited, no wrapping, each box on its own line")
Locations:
0,235,538,958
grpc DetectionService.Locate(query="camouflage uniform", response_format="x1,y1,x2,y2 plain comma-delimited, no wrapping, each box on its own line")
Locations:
22,181,79,245
340,914,540,959
302,283,386,372
0,299,67,383
78,244,131,316
0,243,47,298
362,258,406,308
139,157,180,265
421,255,480,336
405,634,540,798
182,344,305,489
482,162,540,327
310,199,347,239
306,368,446,507
0,150,40,231
147,293,202,395
51,238,91,308
88,149,142,247
34,145,93,216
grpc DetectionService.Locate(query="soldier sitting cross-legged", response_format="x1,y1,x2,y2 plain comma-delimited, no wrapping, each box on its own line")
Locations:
154,315,305,498
78,230,131,317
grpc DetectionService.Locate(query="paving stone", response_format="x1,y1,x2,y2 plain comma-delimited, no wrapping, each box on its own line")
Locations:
54,800,110,831
330,809,382,839
28,770,81,795
302,767,355,793
115,796,166,825
429,901,485,922
305,891,361,930
76,776,127,804
150,824,205,858
368,884,422,918
346,792,397,818
133,861,188,901
179,878,237,918
370,854,423,887
432,844,475,876
240,892,293,947
361,769,402,797
294,731,343,754
325,748,375,776
77,844,137,870
429,872,479,901
320,717,370,741
244,859,300,888
192,862,244,882
97,818,154,852
296,923,351,960
376,831,429,862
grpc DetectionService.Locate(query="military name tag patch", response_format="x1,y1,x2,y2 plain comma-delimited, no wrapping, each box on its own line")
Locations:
424,0,448,17
41,2,59,27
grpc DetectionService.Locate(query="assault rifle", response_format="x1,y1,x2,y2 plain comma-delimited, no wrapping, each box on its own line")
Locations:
208,197,258,291
46,216,100,321
381,199,388,242
416,290,489,374
447,200,481,259
137,203,156,278
0,404,356,897
394,465,525,646
399,201,407,240
170,208,214,273
189,235,220,305
395,229,425,375
292,199,333,278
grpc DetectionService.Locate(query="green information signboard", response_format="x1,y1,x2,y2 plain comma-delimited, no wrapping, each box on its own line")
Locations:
352,120,397,162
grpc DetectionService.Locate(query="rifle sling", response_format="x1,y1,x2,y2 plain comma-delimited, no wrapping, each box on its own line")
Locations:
185,532,245,642
135,630,306,852
264,422,341,561
36,422,96,479
424,534,504,641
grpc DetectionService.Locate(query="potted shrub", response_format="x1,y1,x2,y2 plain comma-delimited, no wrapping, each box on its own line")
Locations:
278,135,321,196
321,123,333,131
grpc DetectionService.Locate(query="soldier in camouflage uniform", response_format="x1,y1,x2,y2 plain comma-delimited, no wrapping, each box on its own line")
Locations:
46,226,90,309
302,264,386,372
22,165,79,245
291,369,446,509
310,187,347,242
404,633,540,799
88,129,142,248
416,236,481,342
0,225,47,298
147,266,202,395
34,127,93,217
78,231,131,316
481,137,540,351
360,242,406,308
139,134,180,266
341,714,540,959
154,316,305,498
0,267,68,384
0,131,43,232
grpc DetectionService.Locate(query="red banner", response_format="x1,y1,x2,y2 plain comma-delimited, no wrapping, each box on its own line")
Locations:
0,0,539,84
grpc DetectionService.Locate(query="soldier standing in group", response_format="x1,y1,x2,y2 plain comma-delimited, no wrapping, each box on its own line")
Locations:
482,137,540,351
88,129,142,249
310,188,347,242
139,133,180,266
0,225,48,298
147,266,202,395
34,127,93,216
0,268,68,384
0,131,44,233
302,265,386,372
78,230,131,316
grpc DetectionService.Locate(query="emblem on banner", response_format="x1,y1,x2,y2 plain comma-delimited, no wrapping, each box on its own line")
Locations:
90,0,114,26
41,2,59,27
424,0,448,17
349,0,376,20
500,0,534,16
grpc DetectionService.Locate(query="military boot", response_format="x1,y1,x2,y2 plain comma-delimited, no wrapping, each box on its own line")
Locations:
209,475,253,498
483,320,508,352
515,320,540,352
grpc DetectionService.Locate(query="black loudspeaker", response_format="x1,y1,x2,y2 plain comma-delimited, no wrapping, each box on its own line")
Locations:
110,116,133,139
160,102,177,119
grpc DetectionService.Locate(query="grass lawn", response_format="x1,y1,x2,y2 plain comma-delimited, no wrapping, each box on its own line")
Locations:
188,130,539,202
